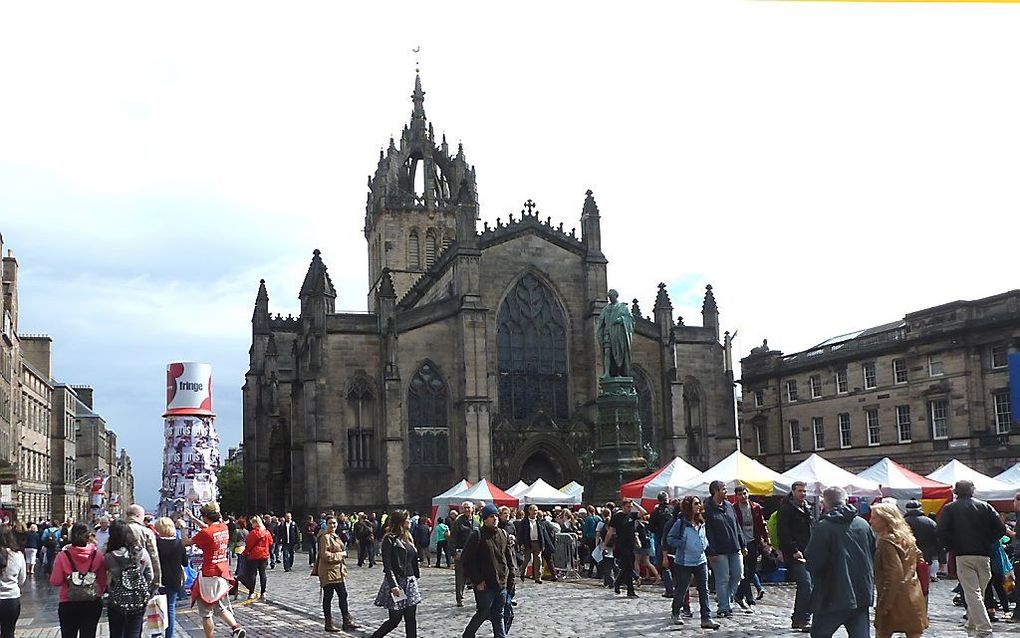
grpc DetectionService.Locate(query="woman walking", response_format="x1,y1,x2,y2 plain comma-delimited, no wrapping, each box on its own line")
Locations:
155,517,188,638
228,517,249,601
369,510,421,638
22,524,40,577
241,516,272,600
870,503,928,638
0,527,27,638
433,518,450,568
665,496,720,630
50,522,106,638
105,519,155,638
317,515,361,632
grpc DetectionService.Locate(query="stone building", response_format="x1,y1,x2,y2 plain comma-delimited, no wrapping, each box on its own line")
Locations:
0,232,136,523
740,290,1019,476
242,76,737,514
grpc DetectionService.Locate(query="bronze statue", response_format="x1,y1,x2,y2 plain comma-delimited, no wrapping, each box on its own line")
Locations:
596,289,634,378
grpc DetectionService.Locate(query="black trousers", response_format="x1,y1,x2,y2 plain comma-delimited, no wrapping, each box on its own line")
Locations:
322,582,350,618
0,598,20,638
613,551,636,594
57,600,103,638
246,558,269,594
370,605,417,638
358,540,374,566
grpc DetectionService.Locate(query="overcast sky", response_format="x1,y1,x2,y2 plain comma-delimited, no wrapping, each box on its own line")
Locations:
1,2,1017,509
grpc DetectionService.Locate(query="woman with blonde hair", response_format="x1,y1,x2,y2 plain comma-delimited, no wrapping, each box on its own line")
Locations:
869,503,928,638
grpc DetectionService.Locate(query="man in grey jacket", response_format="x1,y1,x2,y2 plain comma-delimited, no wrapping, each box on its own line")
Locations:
126,503,161,587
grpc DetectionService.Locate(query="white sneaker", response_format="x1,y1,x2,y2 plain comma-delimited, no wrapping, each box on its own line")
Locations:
672,615,685,625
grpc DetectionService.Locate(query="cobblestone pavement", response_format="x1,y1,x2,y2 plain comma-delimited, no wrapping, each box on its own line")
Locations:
15,556,1020,637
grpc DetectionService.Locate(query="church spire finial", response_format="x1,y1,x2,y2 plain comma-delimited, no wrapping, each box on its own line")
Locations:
411,70,426,121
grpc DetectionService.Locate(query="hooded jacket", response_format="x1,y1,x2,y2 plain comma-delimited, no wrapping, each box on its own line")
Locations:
903,508,939,562
49,545,108,603
804,505,875,614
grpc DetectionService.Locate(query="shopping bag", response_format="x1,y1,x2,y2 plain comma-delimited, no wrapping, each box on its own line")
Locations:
183,564,198,591
144,594,168,634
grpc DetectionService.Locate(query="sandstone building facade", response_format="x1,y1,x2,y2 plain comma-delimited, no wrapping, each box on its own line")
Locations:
740,290,1019,476
0,232,135,523
242,77,738,514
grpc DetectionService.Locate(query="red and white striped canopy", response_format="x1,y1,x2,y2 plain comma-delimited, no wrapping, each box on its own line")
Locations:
858,457,951,501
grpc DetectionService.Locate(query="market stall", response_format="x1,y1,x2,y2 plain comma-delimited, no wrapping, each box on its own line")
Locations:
781,454,882,498
857,456,952,512
675,450,785,497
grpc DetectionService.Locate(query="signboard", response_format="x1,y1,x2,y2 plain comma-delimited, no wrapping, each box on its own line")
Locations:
159,415,220,515
1010,352,1020,424
165,362,214,416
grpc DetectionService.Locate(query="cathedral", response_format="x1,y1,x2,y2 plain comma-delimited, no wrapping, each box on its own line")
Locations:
242,75,738,514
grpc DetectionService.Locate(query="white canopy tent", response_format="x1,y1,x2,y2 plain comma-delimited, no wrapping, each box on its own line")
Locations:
560,481,584,504
638,457,703,501
926,460,1017,501
431,479,473,506
675,450,787,497
995,463,1020,487
781,454,882,498
519,478,575,506
505,480,531,498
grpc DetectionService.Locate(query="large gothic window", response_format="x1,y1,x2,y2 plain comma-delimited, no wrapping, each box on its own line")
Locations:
634,369,658,465
408,362,449,465
497,273,569,421
346,377,375,470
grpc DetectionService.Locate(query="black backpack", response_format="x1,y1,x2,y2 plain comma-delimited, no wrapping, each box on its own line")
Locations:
108,549,150,615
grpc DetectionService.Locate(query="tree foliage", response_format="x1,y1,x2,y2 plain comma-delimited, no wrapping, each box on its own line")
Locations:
217,464,244,517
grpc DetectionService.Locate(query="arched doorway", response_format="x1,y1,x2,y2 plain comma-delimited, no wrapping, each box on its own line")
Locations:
520,452,561,486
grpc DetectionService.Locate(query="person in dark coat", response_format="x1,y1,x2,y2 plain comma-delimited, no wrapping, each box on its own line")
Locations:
461,504,516,638
451,503,478,606
703,480,746,618
777,481,814,630
804,486,875,638
903,500,939,579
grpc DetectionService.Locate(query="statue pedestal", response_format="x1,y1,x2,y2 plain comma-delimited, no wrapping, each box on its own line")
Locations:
590,377,649,504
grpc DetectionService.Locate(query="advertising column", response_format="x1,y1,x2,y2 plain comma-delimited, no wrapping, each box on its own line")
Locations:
159,362,221,517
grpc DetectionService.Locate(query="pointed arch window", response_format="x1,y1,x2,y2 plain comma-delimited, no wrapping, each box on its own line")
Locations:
497,273,569,421
442,231,453,253
425,229,437,269
408,362,449,466
407,230,421,270
346,377,376,470
633,369,658,465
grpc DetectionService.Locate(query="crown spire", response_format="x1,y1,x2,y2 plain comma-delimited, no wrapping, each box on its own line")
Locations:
412,73,426,121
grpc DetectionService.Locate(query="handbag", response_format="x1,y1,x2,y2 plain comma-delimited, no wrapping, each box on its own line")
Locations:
144,594,168,633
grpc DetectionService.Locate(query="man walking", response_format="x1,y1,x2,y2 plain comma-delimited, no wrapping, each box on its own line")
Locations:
279,512,298,572
266,516,280,569
936,480,1006,638
804,486,875,638
184,503,247,638
461,504,516,638
778,480,813,631
452,501,478,607
733,485,767,609
703,481,746,617
126,503,162,588
903,500,939,582
601,498,645,597
515,505,555,585
648,491,675,598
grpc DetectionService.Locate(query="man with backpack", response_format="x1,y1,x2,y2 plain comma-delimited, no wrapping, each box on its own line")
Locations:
461,504,516,638
41,522,60,575
126,504,162,588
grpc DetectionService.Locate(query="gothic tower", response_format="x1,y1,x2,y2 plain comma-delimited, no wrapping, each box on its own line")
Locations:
364,74,479,309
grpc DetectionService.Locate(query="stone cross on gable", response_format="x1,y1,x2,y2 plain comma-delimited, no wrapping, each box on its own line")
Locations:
522,199,537,215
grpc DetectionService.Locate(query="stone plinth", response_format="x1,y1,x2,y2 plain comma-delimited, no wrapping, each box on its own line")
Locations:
591,377,648,503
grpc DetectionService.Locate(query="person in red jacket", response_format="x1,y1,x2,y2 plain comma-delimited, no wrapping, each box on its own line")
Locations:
241,516,273,600
733,485,769,609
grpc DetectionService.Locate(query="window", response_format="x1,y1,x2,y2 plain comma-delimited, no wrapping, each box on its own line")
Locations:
928,354,943,377
991,345,1008,369
789,420,801,453
407,230,421,269
754,389,764,408
838,413,851,449
755,422,767,455
496,273,569,421
786,380,798,403
896,405,912,443
893,359,908,384
345,376,376,470
866,408,881,446
424,229,437,268
994,391,1012,435
863,362,877,389
634,370,657,464
812,417,824,451
835,369,848,394
809,376,822,399
408,362,450,465
929,400,949,439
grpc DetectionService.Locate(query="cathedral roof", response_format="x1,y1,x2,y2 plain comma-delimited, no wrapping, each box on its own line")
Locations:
299,249,337,299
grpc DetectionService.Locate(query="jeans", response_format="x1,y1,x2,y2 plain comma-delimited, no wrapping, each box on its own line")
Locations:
161,588,180,638
957,555,993,637
736,544,760,603
0,598,19,638
671,562,708,619
786,557,813,622
107,606,144,638
709,552,742,614
657,535,674,596
809,607,870,638
358,540,374,567
370,606,417,638
270,540,279,567
322,582,350,619
282,543,295,571
463,586,509,638
57,600,103,638
306,539,317,565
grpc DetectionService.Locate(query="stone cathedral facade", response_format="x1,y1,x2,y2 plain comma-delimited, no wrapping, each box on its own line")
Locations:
242,76,738,514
